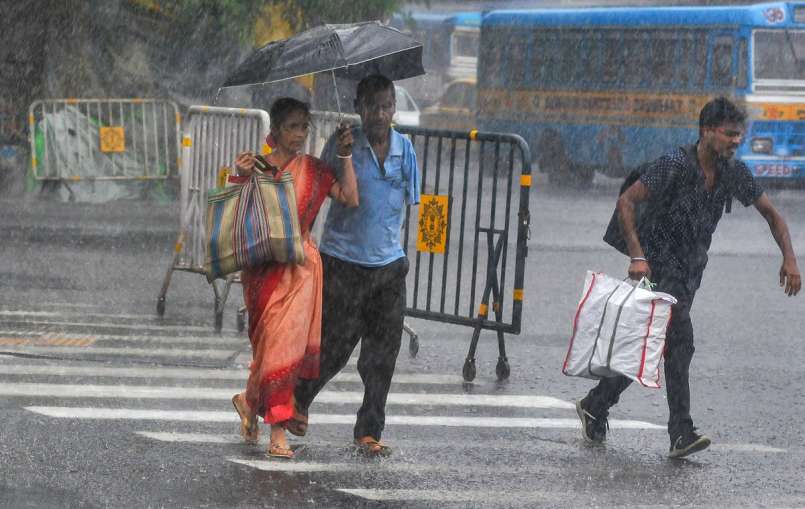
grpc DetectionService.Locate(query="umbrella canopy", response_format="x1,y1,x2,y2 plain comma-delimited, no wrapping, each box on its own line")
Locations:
221,21,424,89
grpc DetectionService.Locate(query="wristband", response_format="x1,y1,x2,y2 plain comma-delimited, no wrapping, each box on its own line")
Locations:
630,257,647,262
336,153,352,159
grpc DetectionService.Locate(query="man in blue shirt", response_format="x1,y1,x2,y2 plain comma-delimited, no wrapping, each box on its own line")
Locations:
292,74,420,457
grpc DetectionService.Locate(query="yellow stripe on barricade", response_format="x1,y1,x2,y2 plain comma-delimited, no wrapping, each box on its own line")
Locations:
175,112,181,125
469,129,478,140
174,241,183,253
513,289,524,301
31,157,37,168
28,113,35,126
66,99,78,105
182,136,192,147
132,98,144,104
520,175,532,187
479,303,488,317
69,176,82,182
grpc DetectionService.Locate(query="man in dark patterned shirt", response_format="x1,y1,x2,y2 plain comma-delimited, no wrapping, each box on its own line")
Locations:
577,97,801,459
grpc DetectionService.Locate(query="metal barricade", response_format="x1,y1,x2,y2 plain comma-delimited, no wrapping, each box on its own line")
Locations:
156,105,271,331
396,126,532,382
28,99,181,183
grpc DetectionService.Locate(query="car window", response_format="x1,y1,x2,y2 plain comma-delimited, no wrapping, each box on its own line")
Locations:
464,86,477,109
395,88,411,111
441,84,465,108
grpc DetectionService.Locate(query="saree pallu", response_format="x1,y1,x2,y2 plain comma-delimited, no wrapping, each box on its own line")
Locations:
238,155,335,424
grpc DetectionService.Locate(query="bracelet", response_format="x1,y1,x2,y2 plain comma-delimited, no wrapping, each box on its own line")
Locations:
336,153,352,159
630,257,647,262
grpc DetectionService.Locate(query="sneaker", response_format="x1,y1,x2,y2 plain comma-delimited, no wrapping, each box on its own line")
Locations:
576,399,608,443
668,428,711,459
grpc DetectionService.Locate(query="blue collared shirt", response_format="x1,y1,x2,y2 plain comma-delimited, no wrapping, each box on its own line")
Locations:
319,126,420,267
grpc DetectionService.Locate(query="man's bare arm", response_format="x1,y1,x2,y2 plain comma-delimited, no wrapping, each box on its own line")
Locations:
754,192,801,296
617,180,652,280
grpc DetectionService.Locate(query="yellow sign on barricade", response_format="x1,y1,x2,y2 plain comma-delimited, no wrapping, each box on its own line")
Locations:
99,126,126,153
416,194,449,254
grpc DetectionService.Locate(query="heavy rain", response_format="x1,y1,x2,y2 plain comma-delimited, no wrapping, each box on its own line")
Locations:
1,0,805,508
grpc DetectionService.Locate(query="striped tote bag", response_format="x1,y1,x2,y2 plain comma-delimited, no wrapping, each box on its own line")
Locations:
204,171,305,282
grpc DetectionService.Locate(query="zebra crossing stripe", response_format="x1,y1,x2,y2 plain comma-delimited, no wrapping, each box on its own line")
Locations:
0,346,233,359
24,407,663,429
0,331,244,346
4,383,572,409
0,364,463,384
337,489,554,503
0,319,237,333
0,336,96,347
0,310,173,321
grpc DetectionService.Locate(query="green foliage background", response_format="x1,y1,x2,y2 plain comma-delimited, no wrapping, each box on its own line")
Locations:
157,0,409,42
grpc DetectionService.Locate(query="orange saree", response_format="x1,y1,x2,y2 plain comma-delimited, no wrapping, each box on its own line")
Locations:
235,154,335,424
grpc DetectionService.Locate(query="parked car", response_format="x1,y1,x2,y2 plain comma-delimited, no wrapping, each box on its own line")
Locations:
420,78,476,131
393,85,420,127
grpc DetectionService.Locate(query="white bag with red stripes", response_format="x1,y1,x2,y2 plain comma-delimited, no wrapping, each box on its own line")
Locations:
562,271,677,388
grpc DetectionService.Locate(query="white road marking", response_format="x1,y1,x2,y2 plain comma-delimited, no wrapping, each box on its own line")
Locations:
337,489,554,503
2,383,573,409
0,303,98,310
24,407,663,429
0,364,463,384
0,331,245,346
137,432,242,444
0,319,236,333
229,460,565,478
228,459,345,473
0,310,175,321
710,443,787,453
0,346,233,359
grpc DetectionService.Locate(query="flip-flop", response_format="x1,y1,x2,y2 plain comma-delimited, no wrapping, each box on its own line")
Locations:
354,436,392,457
267,443,295,459
231,394,259,445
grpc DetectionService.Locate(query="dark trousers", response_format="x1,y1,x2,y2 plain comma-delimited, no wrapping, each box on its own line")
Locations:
294,253,408,440
583,278,696,441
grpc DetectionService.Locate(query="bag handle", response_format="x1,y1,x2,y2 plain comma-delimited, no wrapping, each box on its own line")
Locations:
627,276,655,290
254,154,280,178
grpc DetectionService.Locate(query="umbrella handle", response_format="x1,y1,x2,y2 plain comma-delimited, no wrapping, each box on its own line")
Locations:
331,70,342,120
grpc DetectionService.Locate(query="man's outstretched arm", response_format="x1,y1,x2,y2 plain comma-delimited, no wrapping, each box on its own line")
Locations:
754,193,801,296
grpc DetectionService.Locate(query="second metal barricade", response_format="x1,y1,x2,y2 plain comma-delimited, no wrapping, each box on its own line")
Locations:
156,106,270,331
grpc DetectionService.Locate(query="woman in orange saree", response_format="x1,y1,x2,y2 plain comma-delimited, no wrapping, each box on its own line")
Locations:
230,98,358,459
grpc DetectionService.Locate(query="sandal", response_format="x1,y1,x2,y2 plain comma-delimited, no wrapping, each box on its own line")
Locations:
267,443,295,459
285,408,308,437
231,394,259,445
354,436,392,457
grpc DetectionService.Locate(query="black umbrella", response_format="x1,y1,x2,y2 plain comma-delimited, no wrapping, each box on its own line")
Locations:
219,21,424,113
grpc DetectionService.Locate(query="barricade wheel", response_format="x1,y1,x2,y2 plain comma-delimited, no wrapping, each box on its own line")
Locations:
409,335,419,358
462,358,476,382
214,310,223,332
156,298,166,317
496,357,510,381
237,310,246,333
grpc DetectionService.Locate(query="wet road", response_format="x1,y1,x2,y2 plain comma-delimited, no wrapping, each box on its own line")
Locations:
1,177,805,508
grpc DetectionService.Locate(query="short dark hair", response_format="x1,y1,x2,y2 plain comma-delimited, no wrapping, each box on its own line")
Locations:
355,74,394,104
699,97,746,129
269,97,310,128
